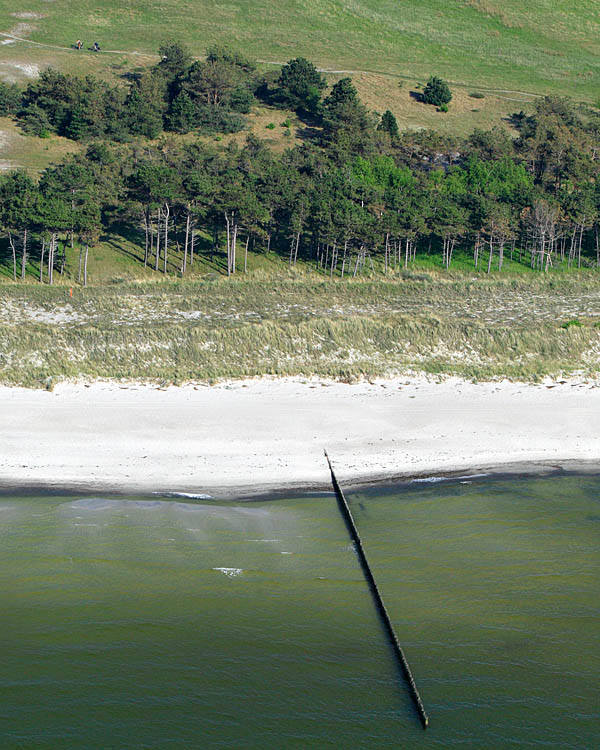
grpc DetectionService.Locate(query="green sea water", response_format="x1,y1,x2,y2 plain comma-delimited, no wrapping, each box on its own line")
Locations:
0,475,598,748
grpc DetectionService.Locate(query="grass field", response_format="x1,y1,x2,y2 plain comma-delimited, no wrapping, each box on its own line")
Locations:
1,1,598,99
7,0,587,172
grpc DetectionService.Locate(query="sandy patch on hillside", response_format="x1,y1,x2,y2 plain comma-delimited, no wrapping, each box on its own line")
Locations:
8,23,37,37
11,13,44,20
0,61,39,82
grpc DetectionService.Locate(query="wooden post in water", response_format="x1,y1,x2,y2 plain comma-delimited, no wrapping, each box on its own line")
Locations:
324,450,429,730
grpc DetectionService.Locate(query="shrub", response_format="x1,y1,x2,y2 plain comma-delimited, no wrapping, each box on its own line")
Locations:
561,319,582,329
265,122,276,129
469,92,485,99
438,103,449,113
422,76,452,106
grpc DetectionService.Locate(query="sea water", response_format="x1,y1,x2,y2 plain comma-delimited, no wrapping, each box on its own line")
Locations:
0,475,598,748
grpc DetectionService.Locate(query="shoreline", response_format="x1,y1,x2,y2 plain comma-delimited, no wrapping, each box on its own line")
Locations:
2,376,600,499
1,459,600,501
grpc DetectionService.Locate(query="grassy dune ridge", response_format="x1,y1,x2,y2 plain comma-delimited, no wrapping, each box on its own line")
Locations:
1,277,599,386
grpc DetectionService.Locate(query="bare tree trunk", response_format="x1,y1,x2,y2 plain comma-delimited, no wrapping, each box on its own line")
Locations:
48,234,55,285
163,203,170,274
232,223,238,275
78,246,83,283
143,209,149,267
183,210,190,275
21,229,28,280
8,233,17,281
225,213,231,277
244,235,249,273
294,232,300,266
487,237,494,274
384,233,389,274
83,244,89,287
155,207,161,271
40,238,46,283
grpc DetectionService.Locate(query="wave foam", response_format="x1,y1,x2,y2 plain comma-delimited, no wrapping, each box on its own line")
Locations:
153,492,213,500
213,567,243,577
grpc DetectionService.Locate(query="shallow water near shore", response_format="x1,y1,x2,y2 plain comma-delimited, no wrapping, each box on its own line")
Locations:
0,475,598,748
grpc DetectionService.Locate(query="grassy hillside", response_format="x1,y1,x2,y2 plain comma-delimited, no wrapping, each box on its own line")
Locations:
8,1,591,172
1,1,598,100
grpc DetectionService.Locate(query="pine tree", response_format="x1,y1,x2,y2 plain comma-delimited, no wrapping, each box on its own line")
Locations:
422,76,452,107
378,110,399,139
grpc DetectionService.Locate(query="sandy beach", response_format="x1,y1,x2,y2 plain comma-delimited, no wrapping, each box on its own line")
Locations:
1,376,599,496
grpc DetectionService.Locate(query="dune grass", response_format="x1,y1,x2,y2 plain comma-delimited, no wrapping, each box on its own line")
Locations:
1,275,599,387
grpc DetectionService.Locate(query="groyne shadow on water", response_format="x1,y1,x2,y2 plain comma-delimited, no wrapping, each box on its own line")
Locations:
325,450,430,730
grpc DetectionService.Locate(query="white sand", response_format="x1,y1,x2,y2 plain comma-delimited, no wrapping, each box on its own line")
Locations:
1,377,599,496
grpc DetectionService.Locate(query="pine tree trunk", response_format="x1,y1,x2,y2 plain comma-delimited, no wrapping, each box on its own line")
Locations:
84,244,89,287
143,209,149,267
183,210,190,274
384,233,389,274
294,232,300,266
40,238,46,283
487,237,494,274
8,233,16,281
155,208,161,271
163,203,169,274
49,234,55,285
232,224,237,274
225,214,231,277
21,229,27,280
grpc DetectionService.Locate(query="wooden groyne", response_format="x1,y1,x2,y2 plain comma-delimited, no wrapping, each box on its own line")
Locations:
324,451,429,730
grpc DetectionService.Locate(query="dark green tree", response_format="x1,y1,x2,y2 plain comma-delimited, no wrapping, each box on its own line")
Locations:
377,110,399,139
0,82,21,116
0,170,38,280
422,76,452,107
125,72,167,138
277,57,326,112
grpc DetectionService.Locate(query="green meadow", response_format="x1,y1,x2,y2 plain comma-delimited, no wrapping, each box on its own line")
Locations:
1,1,599,98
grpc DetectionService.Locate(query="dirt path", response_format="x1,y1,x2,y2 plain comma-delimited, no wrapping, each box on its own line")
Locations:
0,31,541,100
